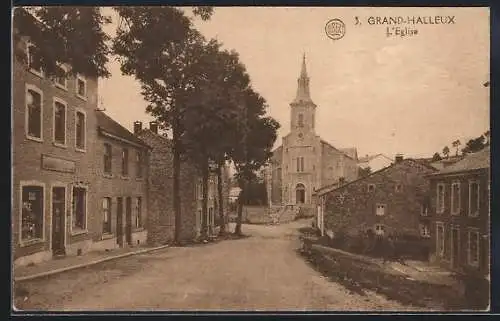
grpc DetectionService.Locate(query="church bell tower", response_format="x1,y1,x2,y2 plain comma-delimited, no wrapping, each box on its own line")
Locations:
290,54,316,135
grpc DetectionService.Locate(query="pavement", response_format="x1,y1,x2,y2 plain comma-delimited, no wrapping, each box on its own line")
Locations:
13,220,425,311
14,244,170,281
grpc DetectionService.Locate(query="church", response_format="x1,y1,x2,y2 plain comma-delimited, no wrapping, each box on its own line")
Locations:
267,55,359,209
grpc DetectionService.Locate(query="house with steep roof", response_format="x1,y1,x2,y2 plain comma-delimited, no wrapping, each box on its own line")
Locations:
266,55,359,211
427,147,490,277
313,156,438,249
358,153,393,172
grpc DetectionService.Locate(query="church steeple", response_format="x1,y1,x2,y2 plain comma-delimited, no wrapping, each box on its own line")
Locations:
294,54,313,103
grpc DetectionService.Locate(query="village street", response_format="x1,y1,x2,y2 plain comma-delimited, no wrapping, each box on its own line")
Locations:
14,220,419,312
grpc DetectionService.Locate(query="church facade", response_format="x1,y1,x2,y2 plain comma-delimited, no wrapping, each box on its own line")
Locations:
267,55,359,208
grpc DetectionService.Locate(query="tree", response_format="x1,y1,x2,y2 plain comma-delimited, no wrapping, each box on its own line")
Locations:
13,7,112,78
358,166,371,178
431,152,442,162
182,40,252,238
230,89,280,236
452,140,461,156
462,135,486,154
112,6,213,244
442,146,450,158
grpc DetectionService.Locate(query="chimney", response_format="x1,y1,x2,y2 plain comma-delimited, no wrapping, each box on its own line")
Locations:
395,154,404,163
149,121,158,134
133,121,142,135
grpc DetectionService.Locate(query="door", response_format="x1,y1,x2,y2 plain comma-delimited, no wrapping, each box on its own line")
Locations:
116,197,124,247
451,227,460,268
296,184,305,204
125,197,132,245
51,187,66,255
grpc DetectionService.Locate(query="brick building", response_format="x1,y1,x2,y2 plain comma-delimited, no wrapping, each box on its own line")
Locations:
92,111,151,251
12,34,99,266
427,147,490,277
314,156,438,240
135,122,230,245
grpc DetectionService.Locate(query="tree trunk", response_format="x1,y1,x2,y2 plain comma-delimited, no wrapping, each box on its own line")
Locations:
217,159,225,235
234,181,245,236
201,158,209,240
173,115,182,245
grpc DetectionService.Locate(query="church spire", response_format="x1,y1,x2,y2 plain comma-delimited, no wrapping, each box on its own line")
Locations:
294,54,313,103
300,53,308,78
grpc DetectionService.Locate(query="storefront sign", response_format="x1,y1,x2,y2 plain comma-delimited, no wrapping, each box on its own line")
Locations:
41,154,76,173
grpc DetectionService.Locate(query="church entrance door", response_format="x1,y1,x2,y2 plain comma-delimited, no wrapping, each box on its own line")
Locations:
296,184,306,204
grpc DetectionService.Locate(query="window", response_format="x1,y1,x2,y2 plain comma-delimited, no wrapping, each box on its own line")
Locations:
374,224,385,236
136,151,143,178
72,187,87,232
436,223,445,257
469,181,480,217
122,148,129,176
102,198,111,234
451,182,461,215
419,222,430,238
27,44,43,76
209,207,214,228
26,86,43,140
104,143,112,174
298,113,304,127
54,65,68,89
75,111,86,150
421,203,429,216
76,75,87,99
21,185,44,242
467,230,480,266
196,181,203,200
376,204,386,216
395,184,402,192
136,197,142,228
436,183,445,214
296,157,304,172
53,99,66,146
367,184,375,192
277,168,282,181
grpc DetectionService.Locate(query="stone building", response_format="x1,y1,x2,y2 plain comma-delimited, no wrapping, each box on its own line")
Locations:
313,156,438,240
92,111,151,251
135,122,230,245
427,147,490,277
267,55,359,209
12,33,99,266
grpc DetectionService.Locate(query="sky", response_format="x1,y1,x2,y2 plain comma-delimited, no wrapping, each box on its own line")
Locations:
99,7,490,159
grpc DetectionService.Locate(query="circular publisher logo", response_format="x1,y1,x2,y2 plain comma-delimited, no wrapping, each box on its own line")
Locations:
325,18,346,40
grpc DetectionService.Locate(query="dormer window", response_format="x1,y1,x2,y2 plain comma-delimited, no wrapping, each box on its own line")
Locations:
367,184,375,192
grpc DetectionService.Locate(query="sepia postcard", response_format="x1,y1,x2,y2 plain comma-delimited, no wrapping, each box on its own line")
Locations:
11,6,490,313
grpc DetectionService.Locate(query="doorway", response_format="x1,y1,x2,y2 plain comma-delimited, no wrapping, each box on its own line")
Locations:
451,226,460,268
125,197,132,245
116,197,124,247
295,184,305,204
51,187,66,256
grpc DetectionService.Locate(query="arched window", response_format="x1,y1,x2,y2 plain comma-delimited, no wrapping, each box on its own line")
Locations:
298,113,304,127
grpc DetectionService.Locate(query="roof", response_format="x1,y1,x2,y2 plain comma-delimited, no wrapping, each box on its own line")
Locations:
96,111,150,149
358,153,392,163
431,147,490,175
321,140,355,160
339,148,358,160
315,158,438,196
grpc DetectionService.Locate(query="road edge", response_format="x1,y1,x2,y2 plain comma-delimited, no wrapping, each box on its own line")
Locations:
14,245,170,283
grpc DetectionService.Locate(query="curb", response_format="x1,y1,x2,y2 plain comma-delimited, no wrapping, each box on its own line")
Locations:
14,245,170,283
